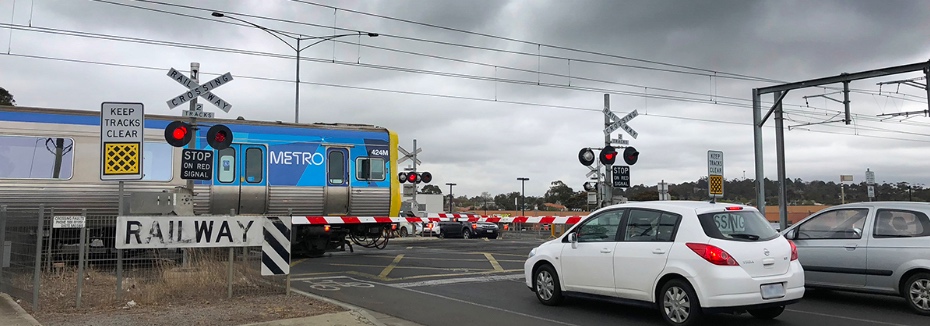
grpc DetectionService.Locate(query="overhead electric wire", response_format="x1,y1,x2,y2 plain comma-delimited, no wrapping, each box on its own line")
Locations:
5,50,930,145
117,0,926,104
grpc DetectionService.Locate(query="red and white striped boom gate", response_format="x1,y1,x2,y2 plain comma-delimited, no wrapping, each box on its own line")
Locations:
291,213,587,225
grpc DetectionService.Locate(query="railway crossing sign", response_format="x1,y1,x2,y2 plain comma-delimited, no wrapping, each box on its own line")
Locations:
612,165,630,188
708,150,724,198
165,67,234,113
181,149,213,180
100,102,144,181
398,146,422,165
604,108,638,139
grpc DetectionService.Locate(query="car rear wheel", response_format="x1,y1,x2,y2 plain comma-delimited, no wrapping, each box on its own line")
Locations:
534,264,563,306
399,227,408,237
659,278,703,326
462,229,471,239
748,305,785,319
904,272,930,315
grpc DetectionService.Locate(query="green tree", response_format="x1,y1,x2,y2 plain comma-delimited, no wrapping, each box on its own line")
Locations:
544,180,574,205
419,184,442,194
0,87,14,106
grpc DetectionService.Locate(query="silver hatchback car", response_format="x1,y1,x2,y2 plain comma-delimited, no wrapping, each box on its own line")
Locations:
780,201,930,315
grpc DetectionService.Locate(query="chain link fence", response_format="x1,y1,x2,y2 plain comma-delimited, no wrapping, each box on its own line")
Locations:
0,205,287,313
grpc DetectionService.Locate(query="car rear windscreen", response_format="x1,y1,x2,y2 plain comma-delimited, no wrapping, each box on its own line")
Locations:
698,210,780,242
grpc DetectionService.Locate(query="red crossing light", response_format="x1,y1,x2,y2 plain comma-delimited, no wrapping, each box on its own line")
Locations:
206,124,233,150
164,120,193,147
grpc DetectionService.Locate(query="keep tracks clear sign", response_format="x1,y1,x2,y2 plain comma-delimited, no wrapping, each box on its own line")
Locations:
100,102,144,180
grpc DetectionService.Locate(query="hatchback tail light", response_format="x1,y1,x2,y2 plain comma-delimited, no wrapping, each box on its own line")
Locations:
472,223,477,229
686,243,739,266
788,240,798,261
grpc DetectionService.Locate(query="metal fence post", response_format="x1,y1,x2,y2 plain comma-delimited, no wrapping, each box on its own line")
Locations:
33,204,45,312
0,205,7,293
76,209,87,308
228,208,235,299
46,207,54,273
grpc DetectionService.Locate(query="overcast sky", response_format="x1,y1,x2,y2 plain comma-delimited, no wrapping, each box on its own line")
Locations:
2,0,930,198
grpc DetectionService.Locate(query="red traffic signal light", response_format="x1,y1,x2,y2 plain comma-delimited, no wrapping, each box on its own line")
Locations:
599,145,617,165
206,124,233,150
420,172,432,184
407,172,420,183
623,146,639,165
164,120,192,147
578,148,595,166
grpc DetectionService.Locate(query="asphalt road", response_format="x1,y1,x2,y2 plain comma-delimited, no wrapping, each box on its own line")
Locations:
289,232,928,326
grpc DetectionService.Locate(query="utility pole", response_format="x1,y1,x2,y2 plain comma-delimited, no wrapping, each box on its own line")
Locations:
446,183,456,213
186,62,199,195
603,94,612,207
518,177,529,216
411,139,418,212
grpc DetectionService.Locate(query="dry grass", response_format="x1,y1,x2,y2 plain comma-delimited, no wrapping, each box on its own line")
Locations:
16,249,285,313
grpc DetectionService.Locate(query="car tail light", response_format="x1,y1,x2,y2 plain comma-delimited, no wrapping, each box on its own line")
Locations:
391,224,397,230
324,225,331,233
788,240,798,261
686,243,739,266
427,223,433,229
472,223,477,229
725,206,743,211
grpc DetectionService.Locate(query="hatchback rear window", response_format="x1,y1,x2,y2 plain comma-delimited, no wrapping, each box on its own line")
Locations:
698,210,779,242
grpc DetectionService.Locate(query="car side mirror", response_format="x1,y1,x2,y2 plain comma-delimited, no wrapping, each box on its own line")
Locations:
784,228,797,240
567,232,578,249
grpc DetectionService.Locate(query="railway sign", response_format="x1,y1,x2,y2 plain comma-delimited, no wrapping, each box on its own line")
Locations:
604,108,638,139
612,165,630,188
181,149,213,180
866,169,875,185
166,67,234,112
708,150,724,198
53,216,86,228
100,102,144,181
868,185,875,198
398,146,422,165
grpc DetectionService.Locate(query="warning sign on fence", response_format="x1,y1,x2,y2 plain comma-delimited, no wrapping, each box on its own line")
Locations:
53,216,86,228
115,216,263,249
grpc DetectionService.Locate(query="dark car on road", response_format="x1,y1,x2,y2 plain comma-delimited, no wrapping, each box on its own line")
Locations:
438,221,500,239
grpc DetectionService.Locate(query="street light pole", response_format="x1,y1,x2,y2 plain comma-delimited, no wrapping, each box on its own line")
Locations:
211,12,377,123
518,177,529,217
446,183,457,213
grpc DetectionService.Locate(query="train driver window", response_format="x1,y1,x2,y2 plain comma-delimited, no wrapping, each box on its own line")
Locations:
218,148,235,183
0,136,74,179
356,157,385,181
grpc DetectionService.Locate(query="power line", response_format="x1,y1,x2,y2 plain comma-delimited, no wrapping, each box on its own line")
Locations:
5,51,930,145
117,0,926,104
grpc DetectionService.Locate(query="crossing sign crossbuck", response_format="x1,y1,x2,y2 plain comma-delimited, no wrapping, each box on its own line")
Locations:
604,108,638,139
166,68,234,112
398,146,422,165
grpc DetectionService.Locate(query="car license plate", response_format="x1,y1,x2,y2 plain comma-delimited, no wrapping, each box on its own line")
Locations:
760,283,785,299
487,230,493,233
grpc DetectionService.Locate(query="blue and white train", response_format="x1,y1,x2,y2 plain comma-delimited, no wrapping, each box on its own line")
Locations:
0,105,404,256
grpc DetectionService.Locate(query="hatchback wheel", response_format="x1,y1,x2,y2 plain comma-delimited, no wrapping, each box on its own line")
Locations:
659,279,702,326
904,272,930,315
748,305,785,319
534,264,564,306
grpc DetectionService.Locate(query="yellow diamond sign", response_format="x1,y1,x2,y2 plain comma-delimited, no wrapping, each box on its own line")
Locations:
709,175,724,196
103,142,140,175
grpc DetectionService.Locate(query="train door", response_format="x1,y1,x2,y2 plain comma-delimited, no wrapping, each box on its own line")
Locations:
211,143,268,215
323,147,350,215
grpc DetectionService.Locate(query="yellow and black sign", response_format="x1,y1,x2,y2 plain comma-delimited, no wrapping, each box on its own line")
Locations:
709,175,724,196
103,142,141,175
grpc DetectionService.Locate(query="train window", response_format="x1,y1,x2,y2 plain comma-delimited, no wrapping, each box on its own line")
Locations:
141,142,172,181
355,157,385,181
328,150,346,185
0,136,74,179
245,148,263,183
218,148,235,183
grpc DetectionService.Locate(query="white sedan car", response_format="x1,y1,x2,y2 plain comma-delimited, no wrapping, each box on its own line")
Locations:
524,200,804,326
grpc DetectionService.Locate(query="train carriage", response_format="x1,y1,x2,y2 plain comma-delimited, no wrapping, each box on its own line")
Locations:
0,105,402,256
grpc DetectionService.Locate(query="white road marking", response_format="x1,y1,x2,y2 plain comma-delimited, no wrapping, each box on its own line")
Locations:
389,274,524,288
